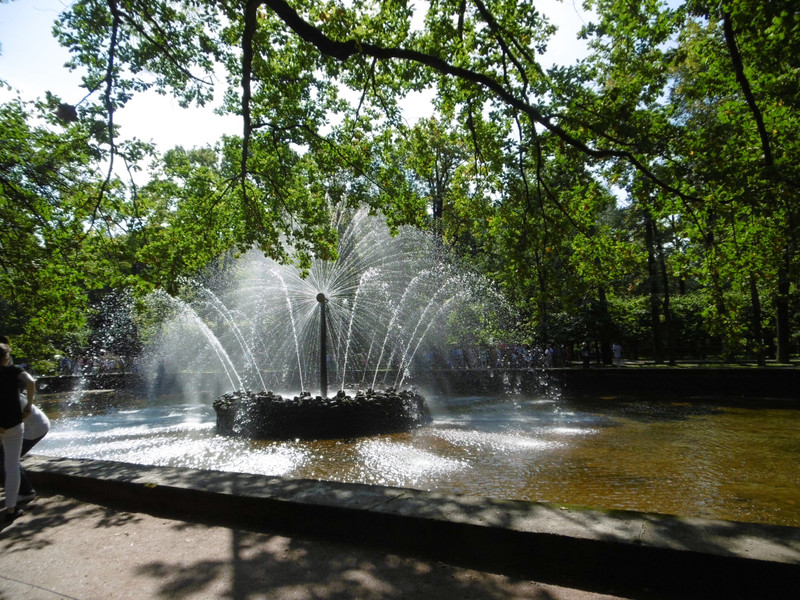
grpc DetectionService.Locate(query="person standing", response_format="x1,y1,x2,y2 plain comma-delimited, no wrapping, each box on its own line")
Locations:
612,342,623,367
580,342,591,368
0,393,49,504
0,343,35,523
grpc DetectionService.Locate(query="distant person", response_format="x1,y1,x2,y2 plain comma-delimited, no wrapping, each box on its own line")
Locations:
612,342,623,367
1,342,36,523
59,356,72,375
544,345,554,368
580,342,590,368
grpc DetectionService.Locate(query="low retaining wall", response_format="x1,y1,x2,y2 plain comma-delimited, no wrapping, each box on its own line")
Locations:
37,366,800,400
552,366,800,399
24,455,800,600
416,366,800,399
37,372,144,394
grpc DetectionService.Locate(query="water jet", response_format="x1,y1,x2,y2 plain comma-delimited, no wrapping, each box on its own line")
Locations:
136,209,496,440
212,279,433,439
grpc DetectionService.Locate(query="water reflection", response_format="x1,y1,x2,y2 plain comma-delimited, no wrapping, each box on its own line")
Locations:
34,394,800,527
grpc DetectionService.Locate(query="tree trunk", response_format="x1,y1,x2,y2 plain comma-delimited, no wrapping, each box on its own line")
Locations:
775,254,791,364
749,273,766,366
597,286,613,365
432,195,443,237
655,219,676,365
644,210,663,363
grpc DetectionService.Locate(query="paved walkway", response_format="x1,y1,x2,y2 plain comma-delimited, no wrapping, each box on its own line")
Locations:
1,493,626,600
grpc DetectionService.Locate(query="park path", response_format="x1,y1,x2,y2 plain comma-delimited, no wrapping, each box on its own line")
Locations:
1,492,629,600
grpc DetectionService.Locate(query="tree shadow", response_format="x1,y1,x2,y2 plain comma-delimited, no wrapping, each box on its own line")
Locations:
136,526,568,600
136,559,227,598
1,492,142,550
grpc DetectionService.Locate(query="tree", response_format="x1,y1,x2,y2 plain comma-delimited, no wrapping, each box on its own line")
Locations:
398,118,468,237
573,0,799,361
11,0,795,361
665,2,800,362
0,95,145,358
52,2,696,240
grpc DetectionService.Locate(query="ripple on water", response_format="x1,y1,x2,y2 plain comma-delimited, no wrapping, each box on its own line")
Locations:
354,439,467,486
41,432,310,477
432,428,559,453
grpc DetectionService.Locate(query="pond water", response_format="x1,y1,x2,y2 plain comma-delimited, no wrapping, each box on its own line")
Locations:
34,394,800,527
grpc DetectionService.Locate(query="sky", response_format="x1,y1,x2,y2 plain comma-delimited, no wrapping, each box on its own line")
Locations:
0,0,592,156
0,0,241,150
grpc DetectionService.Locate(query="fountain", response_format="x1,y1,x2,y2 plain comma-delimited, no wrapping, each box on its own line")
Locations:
138,208,503,440
26,207,800,530
31,208,800,525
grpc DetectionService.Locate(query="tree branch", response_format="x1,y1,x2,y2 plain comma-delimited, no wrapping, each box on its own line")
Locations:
721,9,773,167
241,0,260,201
117,2,215,88
79,0,122,247
260,0,699,203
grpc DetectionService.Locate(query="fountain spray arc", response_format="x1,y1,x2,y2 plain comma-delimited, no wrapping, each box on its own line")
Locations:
214,281,431,439
144,208,502,440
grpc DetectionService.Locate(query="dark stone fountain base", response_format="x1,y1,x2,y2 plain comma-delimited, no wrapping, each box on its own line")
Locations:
213,388,431,440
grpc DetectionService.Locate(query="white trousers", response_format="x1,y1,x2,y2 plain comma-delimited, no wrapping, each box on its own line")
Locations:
2,422,23,509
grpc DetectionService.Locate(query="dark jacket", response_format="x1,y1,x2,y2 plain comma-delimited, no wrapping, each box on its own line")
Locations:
0,364,25,429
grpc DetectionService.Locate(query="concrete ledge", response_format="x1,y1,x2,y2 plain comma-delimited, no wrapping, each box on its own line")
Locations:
24,455,800,599
37,366,800,399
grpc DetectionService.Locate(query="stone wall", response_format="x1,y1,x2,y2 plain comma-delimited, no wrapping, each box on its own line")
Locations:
37,366,800,401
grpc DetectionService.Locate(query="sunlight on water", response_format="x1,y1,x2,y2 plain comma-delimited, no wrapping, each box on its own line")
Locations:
34,394,800,527
37,404,311,477
549,427,598,436
209,443,309,475
355,439,467,486
432,428,559,452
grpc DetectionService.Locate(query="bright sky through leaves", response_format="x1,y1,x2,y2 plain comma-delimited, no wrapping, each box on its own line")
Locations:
0,0,591,157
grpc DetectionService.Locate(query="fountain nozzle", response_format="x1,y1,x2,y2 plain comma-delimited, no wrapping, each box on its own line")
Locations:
318,292,328,398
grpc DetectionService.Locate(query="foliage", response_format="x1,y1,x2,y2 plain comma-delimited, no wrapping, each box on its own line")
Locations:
2,0,799,362
0,95,136,358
